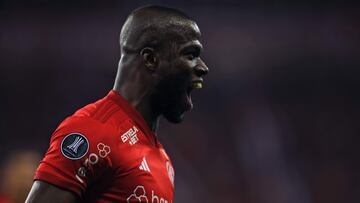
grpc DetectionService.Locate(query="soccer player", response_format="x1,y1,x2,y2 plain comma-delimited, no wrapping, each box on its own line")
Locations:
25,5,209,203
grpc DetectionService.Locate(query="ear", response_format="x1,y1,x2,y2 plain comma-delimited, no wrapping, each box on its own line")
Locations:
140,47,157,72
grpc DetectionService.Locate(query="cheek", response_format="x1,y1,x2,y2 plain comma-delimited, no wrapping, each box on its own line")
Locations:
155,58,192,94
161,60,191,81
173,59,193,76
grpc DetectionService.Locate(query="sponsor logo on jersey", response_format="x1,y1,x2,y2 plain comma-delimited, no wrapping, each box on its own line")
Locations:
75,142,112,183
139,157,151,173
121,126,139,145
127,186,149,203
160,149,175,187
76,166,87,184
166,161,175,187
127,185,171,203
61,133,89,160
77,166,87,177
97,143,111,158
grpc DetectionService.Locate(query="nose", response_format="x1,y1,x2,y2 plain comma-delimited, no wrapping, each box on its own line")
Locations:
194,59,209,77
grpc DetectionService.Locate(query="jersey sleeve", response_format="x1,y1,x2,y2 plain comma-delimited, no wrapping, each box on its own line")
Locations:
34,116,114,197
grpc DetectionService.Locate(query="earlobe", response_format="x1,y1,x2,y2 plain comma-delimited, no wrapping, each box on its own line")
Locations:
140,47,157,72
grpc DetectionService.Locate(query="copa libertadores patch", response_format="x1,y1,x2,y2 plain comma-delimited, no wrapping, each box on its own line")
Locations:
61,133,89,160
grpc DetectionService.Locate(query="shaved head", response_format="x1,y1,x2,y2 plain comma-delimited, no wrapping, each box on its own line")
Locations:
114,5,208,126
120,5,200,53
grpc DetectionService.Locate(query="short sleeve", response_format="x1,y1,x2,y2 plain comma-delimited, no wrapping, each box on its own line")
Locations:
34,116,113,197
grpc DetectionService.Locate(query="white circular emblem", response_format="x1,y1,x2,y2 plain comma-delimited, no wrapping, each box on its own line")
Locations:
60,133,89,160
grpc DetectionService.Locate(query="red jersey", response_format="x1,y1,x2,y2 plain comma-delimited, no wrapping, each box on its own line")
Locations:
35,90,175,203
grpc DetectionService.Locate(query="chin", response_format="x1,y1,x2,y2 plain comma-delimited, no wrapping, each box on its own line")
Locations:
163,113,185,124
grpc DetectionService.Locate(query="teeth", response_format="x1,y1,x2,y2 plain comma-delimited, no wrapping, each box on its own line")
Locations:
193,82,203,89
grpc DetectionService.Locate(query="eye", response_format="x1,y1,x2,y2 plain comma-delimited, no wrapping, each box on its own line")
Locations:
181,44,202,61
185,51,200,61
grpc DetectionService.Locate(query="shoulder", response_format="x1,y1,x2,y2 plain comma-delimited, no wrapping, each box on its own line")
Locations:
66,94,132,133
53,94,131,142
51,114,144,158
53,116,115,143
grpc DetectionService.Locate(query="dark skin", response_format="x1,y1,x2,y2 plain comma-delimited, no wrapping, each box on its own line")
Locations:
26,7,208,203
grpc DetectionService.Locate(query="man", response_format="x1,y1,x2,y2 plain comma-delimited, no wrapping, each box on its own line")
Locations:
25,5,209,203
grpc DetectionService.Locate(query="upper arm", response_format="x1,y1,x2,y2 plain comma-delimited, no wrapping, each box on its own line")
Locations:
25,180,79,203
32,117,114,198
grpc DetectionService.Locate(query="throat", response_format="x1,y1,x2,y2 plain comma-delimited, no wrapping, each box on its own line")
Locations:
133,99,161,133
113,79,159,133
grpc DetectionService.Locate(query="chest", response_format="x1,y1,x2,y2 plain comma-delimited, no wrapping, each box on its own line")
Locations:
122,145,174,197
91,142,175,203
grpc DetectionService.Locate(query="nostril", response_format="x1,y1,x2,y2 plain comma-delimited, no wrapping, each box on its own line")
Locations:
203,66,209,75
195,66,209,76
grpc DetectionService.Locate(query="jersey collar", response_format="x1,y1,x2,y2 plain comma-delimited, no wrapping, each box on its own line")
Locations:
107,90,158,146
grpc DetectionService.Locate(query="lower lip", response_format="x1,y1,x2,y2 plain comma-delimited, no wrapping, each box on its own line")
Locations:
185,93,193,111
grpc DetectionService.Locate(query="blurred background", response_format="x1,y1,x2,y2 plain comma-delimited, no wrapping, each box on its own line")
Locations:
1,0,360,202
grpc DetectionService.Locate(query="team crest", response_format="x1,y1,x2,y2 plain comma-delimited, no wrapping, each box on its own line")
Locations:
61,133,89,160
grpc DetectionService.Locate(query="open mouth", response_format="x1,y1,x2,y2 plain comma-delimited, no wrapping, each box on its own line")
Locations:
185,80,203,111
192,81,203,89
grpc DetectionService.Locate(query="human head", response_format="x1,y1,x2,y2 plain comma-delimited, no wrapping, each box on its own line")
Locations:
117,5,209,123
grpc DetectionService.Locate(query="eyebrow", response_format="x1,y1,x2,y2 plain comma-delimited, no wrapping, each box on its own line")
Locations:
181,42,203,53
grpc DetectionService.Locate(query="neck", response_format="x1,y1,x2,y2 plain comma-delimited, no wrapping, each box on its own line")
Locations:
113,65,160,132
134,99,160,132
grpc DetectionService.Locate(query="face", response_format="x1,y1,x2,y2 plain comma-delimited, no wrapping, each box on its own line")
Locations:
154,22,209,123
